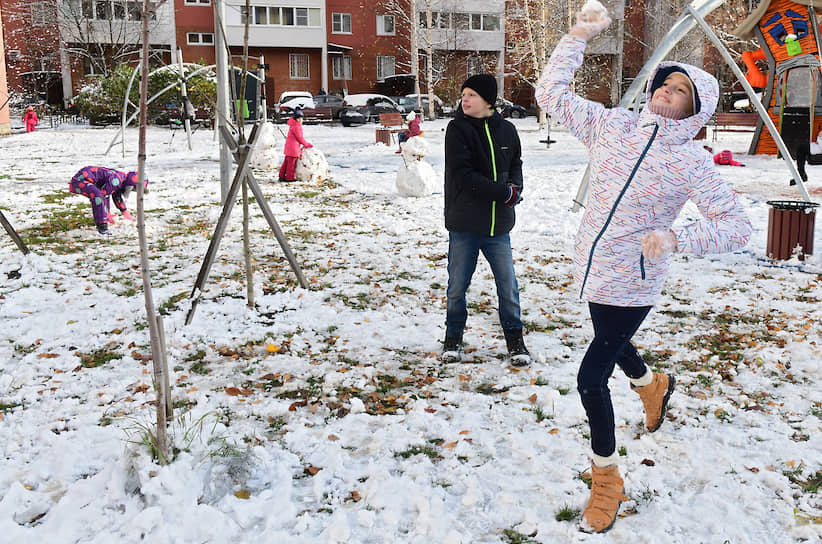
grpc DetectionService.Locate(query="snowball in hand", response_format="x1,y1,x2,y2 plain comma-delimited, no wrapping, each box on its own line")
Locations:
580,0,609,22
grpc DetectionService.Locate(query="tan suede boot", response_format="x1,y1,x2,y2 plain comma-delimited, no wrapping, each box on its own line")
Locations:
632,372,676,432
580,464,628,533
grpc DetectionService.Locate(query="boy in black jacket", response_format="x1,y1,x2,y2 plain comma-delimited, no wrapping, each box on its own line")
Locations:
442,74,530,366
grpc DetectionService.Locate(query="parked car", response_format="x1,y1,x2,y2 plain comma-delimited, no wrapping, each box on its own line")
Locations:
405,93,445,119
272,91,313,122
496,98,528,118
392,96,418,115
313,94,345,119
339,94,400,126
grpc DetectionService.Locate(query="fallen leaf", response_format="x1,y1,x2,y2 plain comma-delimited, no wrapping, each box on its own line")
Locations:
305,466,322,476
528,393,538,404
548,428,559,434
459,430,470,435
641,459,655,467
37,353,60,359
328,434,339,441
266,344,280,353
234,490,250,499
424,407,437,413
443,441,458,450
289,400,308,411
745,466,760,473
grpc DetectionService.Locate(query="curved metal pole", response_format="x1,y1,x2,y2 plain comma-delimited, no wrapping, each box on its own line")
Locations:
571,0,726,211
105,64,216,156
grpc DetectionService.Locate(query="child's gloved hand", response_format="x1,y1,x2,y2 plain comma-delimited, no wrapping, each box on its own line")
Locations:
504,184,522,207
641,230,678,260
304,143,314,148
122,210,134,222
107,213,117,226
568,0,611,41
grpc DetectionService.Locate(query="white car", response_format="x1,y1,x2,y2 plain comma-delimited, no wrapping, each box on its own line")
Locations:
274,91,313,122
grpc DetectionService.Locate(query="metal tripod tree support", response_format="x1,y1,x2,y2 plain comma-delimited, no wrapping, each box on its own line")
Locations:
571,0,812,212
0,210,31,255
184,123,310,325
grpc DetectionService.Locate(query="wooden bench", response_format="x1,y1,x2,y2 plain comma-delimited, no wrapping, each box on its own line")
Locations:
711,112,760,141
376,112,405,145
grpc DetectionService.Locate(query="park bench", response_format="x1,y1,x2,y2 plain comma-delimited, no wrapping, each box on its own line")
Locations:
711,112,760,141
376,112,405,145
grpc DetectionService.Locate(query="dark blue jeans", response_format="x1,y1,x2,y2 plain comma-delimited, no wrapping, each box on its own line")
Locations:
445,231,523,339
578,302,651,457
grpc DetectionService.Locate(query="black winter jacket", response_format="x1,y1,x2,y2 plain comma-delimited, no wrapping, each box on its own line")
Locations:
444,109,523,236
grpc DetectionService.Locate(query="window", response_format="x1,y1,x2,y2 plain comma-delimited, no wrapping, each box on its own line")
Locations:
332,55,352,80
332,12,351,33
31,2,56,25
377,14,395,35
377,55,395,80
470,13,500,31
290,53,310,79
184,0,210,4
245,6,319,25
81,0,153,20
187,32,214,45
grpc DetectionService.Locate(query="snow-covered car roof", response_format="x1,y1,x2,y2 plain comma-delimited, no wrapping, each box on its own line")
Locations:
279,91,312,102
343,94,397,107
280,95,315,110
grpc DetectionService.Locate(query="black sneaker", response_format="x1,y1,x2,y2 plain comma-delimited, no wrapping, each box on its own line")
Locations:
96,222,111,235
441,336,463,363
504,329,531,367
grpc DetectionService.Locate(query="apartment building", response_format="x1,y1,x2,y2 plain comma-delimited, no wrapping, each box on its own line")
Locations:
1,0,667,111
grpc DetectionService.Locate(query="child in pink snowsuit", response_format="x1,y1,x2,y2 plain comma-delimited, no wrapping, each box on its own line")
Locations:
23,106,38,133
278,108,313,182
69,166,148,235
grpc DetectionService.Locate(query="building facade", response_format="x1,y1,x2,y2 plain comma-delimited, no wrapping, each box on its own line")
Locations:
1,0,690,112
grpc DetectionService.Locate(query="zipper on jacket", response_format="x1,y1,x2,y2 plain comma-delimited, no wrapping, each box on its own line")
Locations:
579,124,659,298
484,120,498,236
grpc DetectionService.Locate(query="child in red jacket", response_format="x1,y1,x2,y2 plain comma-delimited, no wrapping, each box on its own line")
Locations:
278,108,313,182
23,106,38,133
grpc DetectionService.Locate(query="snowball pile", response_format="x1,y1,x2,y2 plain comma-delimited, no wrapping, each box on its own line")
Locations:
396,136,436,197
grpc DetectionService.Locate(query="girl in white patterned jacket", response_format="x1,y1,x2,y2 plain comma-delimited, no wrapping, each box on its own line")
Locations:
535,4,752,534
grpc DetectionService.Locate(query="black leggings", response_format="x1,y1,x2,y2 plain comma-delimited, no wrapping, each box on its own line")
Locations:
577,302,652,457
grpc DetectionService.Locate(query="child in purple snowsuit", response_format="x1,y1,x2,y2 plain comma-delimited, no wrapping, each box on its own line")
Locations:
69,166,148,235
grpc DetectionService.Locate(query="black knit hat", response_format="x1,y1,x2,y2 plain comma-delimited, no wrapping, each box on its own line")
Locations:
461,74,498,107
292,107,304,119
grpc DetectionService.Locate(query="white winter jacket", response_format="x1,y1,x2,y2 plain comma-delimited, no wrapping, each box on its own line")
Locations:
536,36,752,307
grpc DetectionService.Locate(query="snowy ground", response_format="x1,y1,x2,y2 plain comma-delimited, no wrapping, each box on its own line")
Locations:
1,117,821,543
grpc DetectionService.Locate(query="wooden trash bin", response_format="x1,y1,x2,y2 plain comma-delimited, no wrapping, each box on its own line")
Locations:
376,127,392,145
766,200,819,260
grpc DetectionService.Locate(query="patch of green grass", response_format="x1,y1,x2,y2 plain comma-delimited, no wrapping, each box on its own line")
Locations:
0,401,23,414
555,505,580,522
394,445,440,460
79,348,123,368
502,528,538,543
42,192,73,204
158,292,188,316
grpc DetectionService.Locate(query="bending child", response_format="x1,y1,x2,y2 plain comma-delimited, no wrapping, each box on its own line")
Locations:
69,166,148,235
535,2,751,533
279,108,313,182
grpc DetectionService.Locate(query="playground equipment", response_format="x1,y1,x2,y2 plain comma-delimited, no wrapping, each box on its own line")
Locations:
572,0,813,211
735,0,822,160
